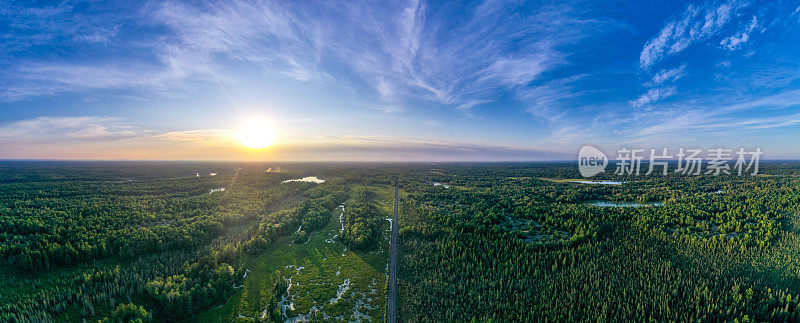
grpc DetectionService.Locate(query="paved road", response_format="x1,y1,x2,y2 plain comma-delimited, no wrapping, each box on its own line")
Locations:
387,175,399,323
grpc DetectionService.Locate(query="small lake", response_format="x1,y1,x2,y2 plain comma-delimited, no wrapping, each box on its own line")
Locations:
208,187,226,194
571,180,624,185
282,176,325,184
585,200,663,207
433,182,450,188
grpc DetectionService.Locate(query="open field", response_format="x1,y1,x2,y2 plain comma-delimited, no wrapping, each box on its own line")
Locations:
195,188,391,322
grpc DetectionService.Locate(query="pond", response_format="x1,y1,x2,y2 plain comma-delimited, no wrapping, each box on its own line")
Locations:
282,176,326,184
585,200,663,207
570,180,624,185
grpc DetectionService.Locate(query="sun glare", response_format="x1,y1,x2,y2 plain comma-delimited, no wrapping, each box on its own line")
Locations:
236,120,276,149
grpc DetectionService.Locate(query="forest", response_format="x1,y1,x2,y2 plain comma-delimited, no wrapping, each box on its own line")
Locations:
397,162,800,321
3,161,800,321
0,162,390,321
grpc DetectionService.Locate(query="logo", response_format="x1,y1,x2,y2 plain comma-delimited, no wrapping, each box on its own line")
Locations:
578,145,608,177
576,146,762,178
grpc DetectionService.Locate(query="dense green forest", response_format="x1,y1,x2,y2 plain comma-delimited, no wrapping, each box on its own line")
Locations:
0,162,361,321
3,161,800,321
397,163,800,321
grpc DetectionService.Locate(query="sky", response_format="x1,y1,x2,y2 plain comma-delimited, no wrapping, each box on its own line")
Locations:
1,0,799,161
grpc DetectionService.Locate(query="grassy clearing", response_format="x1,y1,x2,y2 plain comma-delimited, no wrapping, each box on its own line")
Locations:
194,186,391,322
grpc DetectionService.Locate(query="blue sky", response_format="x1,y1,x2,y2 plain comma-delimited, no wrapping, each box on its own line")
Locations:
1,0,799,160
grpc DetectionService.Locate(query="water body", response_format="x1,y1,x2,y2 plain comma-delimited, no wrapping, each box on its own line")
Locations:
282,176,325,184
433,182,450,188
570,180,624,185
208,187,226,194
325,204,345,244
586,200,663,207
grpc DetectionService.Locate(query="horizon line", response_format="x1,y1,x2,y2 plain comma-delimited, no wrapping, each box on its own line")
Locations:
2,158,800,163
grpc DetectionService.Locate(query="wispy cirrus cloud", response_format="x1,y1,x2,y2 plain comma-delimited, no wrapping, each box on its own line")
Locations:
626,88,800,145
2,0,593,111
0,2,169,100
454,100,490,117
4,1,800,160
1,62,184,101
640,0,751,69
0,2,122,54
519,74,589,121
368,105,406,114
633,64,685,109
720,15,758,50
631,87,677,108
0,116,138,142
645,65,687,87
150,0,606,113
2,0,618,143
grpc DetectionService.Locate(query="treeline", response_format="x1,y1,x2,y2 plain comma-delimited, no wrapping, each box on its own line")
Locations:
144,250,241,319
121,185,347,321
341,188,382,250
397,164,800,321
0,173,305,272
1,250,196,321
400,212,800,321
1,168,350,321
100,303,152,323
292,185,349,243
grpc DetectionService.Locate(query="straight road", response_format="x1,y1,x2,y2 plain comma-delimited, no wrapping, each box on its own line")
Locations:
387,175,399,322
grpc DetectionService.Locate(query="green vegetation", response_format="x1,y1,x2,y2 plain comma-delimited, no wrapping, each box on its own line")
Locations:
0,162,390,321
5,161,800,321
398,162,800,321
101,303,152,323
193,184,389,321
342,188,384,250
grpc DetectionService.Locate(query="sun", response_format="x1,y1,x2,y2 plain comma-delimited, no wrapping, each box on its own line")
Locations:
236,120,276,149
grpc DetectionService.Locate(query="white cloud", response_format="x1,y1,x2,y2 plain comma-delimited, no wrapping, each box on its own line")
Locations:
1,0,618,128
480,55,560,87
720,15,758,50
0,116,138,142
646,65,687,86
1,61,190,101
624,88,800,146
453,100,490,117
640,0,750,69
0,2,121,53
631,87,677,108
519,74,588,121
148,0,604,114
368,105,406,114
